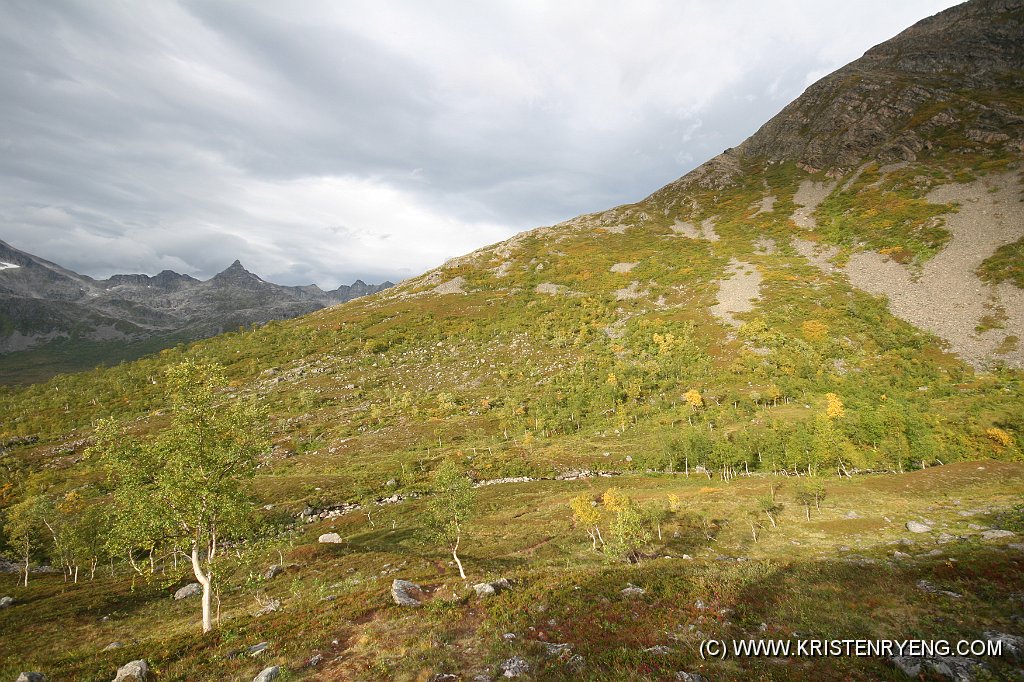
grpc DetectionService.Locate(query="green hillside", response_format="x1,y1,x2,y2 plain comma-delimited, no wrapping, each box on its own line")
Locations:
2,1,1024,680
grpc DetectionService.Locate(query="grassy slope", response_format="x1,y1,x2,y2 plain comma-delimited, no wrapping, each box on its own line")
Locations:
0,138,1022,679
2,462,1023,680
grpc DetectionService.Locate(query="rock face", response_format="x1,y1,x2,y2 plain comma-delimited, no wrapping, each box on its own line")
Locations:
391,579,424,606
735,0,1024,173
0,240,393,382
112,659,149,682
655,0,1023,195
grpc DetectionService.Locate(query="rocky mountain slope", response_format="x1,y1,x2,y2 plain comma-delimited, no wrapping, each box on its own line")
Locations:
1,1,1023,680
0,240,392,382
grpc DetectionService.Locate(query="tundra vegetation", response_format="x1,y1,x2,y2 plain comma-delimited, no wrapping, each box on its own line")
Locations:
1,50,1023,682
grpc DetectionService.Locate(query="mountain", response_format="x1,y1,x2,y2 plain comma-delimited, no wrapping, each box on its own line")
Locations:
0,240,393,382
2,2,1023,681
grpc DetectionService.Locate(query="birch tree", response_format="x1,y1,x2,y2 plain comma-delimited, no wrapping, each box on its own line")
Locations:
425,461,474,579
89,360,268,634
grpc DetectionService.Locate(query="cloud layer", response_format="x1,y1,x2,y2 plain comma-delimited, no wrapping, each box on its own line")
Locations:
0,0,960,287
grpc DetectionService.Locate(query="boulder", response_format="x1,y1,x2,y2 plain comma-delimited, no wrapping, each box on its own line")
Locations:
247,642,269,656
620,584,645,597
252,666,280,682
0,595,14,608
675,673,708,682
112,659,149,682
173,582,201,600
391,579,423,607
906,521,931,533
980,529,1015,540
891,655,984,681
16,674,47,682
983,631,1024,661
253,599,281,616
499,656,530,678
318,532,343,544
263,564,283,580
473,578,511,597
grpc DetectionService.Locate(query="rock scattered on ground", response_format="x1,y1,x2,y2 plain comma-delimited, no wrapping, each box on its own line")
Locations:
675,672,709,682
103,642,124,651
906,521,932,533
263,564,283,580
247,642,269,656
891,654,985,681
432,277,467,295
254,599,281,616
620,584,646,597
826,173,1024,369
610,262,638,273
173,583,201,600
791,179,836,229
981,529,1015,540
0,595,14,608
916,579,962,599
252,666,280,682
392,579,424,607
16,673,47,682
318,532,342,544
112,659,149,682
473,578,511,597
710,259,761,328
499,656,530,678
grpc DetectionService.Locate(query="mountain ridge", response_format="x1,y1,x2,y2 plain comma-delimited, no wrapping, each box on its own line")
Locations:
0,240,393,381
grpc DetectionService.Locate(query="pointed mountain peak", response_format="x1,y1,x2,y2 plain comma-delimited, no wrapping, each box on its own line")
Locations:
210,259,264,286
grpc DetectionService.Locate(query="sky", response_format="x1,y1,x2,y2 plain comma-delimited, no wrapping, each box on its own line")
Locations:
0,0,961,288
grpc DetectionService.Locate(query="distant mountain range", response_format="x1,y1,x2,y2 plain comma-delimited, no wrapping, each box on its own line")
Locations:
0,240,392,382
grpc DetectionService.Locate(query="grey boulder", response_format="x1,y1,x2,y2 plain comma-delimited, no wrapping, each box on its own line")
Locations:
16,674,47,682
499,656,530,678
252,666,280,682
173,583,201,600
473,578,511,597
112,659,149,682
0,596,14,608
980,529,1015,540
391,579,424,607
318,532,342,544
906,521,931,533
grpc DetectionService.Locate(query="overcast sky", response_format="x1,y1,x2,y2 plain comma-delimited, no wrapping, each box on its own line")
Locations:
0,0,961,288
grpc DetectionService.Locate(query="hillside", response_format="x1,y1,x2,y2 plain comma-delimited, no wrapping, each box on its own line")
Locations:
1,1,1023,681
0,241,392,384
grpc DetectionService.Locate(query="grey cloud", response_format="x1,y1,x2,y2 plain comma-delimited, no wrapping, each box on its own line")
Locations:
0,0,961,287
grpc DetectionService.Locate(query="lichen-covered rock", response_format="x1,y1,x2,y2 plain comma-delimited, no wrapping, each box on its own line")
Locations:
173,582,201,600
318,532,342,544
499,656,530,678
252,666,280,682
112,659,149,682
391,579,423,606
906,521,931,533
16,673,47,682
0,595,15,608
